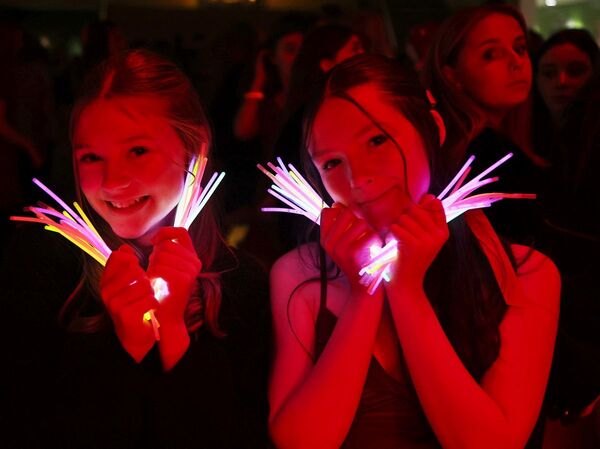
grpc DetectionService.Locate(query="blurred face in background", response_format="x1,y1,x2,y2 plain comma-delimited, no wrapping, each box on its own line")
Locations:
536,43,594,121
446,13,532,118
273,32,304,85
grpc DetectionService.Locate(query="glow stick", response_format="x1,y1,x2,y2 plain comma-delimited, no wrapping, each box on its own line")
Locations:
258,158,329,224
13,155,224,337
259,154,536,294
360,153,536,289
173,152,225,229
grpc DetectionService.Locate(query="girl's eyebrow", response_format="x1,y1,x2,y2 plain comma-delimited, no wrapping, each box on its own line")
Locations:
477,34,525,48
477,38,500,48
311,123,378,158
74,135,152,151
120,134,152,144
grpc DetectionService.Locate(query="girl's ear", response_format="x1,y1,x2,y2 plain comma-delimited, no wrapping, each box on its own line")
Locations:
319,58,335,74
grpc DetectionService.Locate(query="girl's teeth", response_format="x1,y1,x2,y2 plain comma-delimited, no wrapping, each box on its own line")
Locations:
110,197,142,208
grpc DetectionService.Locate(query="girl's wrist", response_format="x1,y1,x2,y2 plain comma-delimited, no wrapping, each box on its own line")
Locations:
158,321,190,371
386,275,426,303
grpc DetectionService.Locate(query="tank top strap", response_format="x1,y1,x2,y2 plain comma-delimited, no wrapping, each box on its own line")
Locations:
465,209,523,306
319,245,328,311
314,245,335,361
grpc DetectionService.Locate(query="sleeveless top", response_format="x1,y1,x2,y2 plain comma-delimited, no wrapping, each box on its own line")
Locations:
313,210,523,449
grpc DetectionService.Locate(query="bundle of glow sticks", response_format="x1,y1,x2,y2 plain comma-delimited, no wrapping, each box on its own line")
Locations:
258,157,330,223
174,155,226,229
260,153,535,294
11,155,225,338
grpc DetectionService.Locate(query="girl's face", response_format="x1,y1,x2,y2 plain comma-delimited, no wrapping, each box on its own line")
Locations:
450,13,532,114
536,43,594,119
273,32,304,82
73,96,187,244
310,83,430,234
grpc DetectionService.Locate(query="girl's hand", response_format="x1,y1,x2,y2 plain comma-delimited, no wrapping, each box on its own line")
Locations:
146,227,202,331
100,245,158,362
320,204,382,295
386,194,449,288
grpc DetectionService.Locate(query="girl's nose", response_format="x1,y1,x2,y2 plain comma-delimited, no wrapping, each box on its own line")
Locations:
558,70,569,85
102,162,132,192
347,161,374,190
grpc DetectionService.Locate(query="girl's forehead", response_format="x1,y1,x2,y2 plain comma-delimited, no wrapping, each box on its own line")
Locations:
75,96,170,137
312,84,422,152
463,13,523,48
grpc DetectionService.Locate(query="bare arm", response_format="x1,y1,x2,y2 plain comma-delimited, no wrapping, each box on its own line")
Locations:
268,251,383,449
269,207,386,449
388,238,559,449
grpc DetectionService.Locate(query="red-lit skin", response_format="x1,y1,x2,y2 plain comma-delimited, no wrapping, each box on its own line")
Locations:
74,96,203,370
311,84,430,236
446,14,532,126
268,82,560,449
74,97,186,245
536,43,594,122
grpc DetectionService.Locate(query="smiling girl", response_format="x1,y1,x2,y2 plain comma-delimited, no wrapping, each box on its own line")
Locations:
268,54,559,449
2,50,269,449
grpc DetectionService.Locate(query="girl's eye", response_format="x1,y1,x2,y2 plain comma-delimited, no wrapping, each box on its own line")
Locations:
514,44,528,56
368,134,388,147
566,63,590,78
540,69,557,80
483,47,503,61
78,153,102,164
322,159,341,171
130,146,149,156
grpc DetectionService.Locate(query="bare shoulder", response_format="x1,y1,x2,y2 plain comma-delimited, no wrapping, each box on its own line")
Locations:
510,244,560,312
271,243,321,283
270,243,323,315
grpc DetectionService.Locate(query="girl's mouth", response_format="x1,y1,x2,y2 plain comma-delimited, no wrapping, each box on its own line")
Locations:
106,195,150,212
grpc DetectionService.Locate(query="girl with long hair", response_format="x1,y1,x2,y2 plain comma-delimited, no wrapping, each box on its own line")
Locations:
268,54,559,449
421,4,545,244
1,49,269,449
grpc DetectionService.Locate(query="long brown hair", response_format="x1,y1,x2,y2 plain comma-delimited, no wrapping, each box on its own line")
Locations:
301,54,508,379
62,49,226,337
421,4,533,177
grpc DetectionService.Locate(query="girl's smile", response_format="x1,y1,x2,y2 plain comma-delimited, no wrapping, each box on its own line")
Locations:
73,96,187,244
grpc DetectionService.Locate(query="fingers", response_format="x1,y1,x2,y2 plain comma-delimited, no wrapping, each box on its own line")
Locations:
147,237,202,280
321,205,357,247
392,196,447,237
104,281,158,316
101,245,144,289
151,227,195,252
